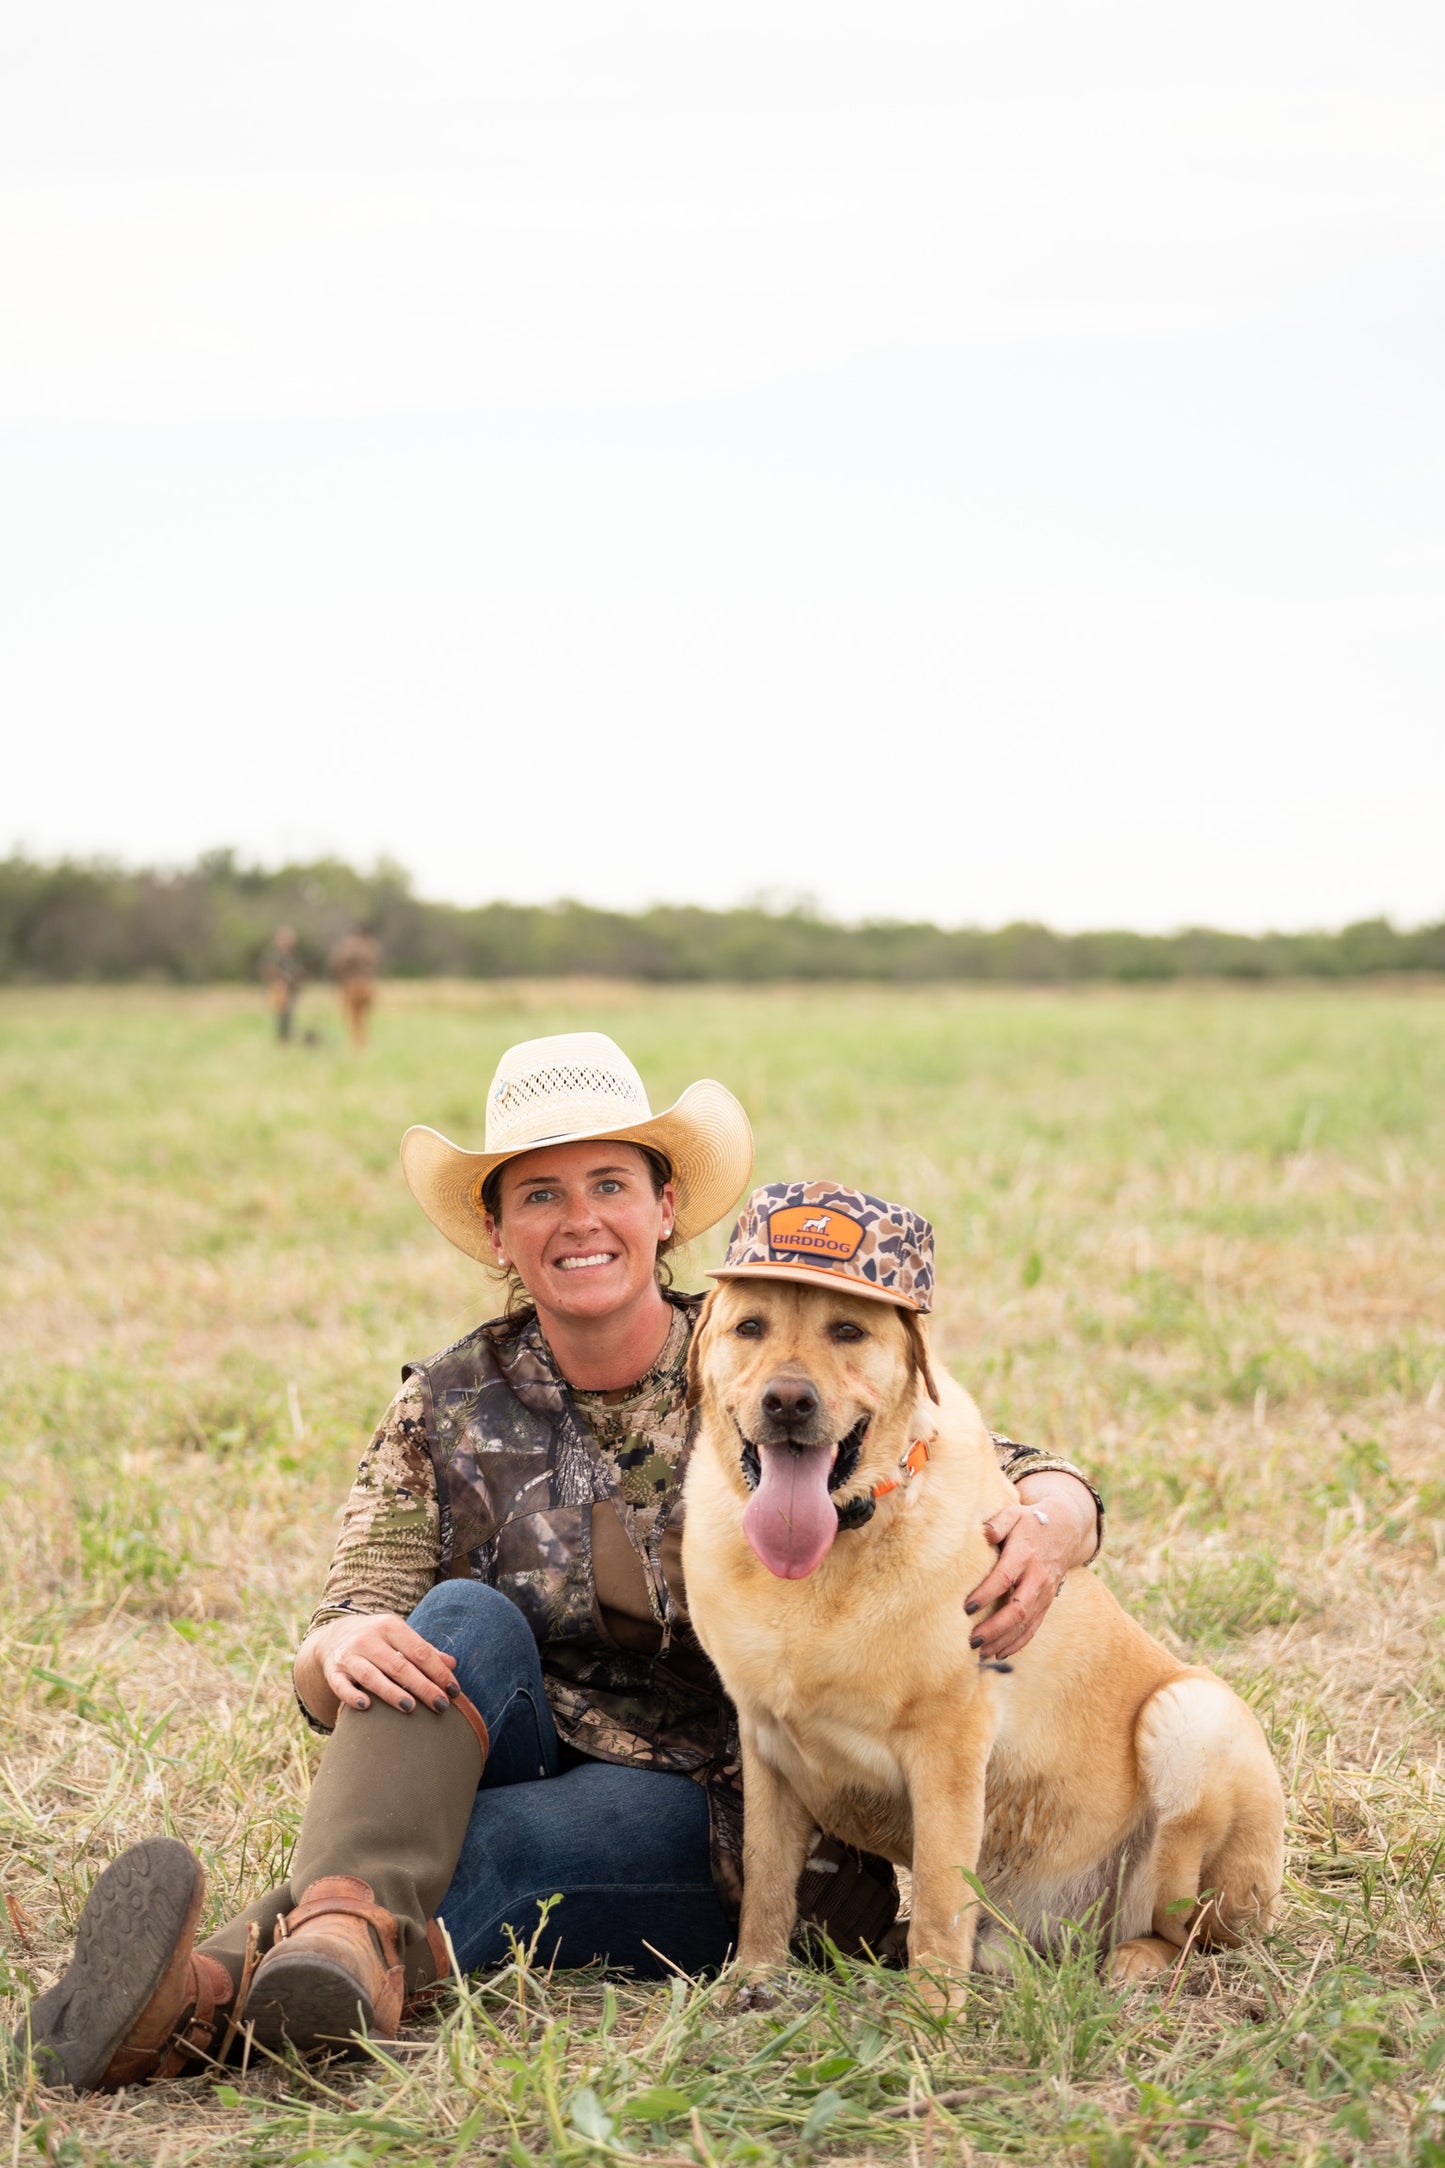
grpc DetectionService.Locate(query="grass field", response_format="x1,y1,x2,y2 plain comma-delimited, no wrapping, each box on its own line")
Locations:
2,979,1443,2167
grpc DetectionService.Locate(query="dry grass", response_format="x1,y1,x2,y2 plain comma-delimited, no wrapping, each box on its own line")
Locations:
2,980,1443,2166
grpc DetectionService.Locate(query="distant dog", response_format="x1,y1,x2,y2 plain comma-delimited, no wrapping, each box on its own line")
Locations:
681,1185,1284,2002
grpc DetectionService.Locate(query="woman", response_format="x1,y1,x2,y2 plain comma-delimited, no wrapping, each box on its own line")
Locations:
21,1032,1102,2090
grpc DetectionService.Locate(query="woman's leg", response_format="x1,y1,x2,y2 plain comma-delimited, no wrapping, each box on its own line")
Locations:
438,1760,734,1979
371,1584,731,1975
413,1578,561,1788
16,1583,722,2084
239,1580,561,2050
416,1583,731,1973
202,1580,552,1997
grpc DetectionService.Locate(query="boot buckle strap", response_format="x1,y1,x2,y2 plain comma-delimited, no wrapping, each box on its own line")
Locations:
373,1959,406,2036
278,1893,402,1971
404,1918,454,2016
155,1952,234,2079
451,1689,490,1764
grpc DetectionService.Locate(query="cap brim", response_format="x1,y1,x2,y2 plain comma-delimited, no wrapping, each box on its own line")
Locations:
707,1260,925,1312
401,1079,754,1263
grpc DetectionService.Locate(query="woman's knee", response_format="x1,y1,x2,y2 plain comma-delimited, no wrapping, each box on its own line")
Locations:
408,1580,538,1685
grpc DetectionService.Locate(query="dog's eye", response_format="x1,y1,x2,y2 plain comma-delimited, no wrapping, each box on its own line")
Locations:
734,1317,764,1338
831,1321,866,1343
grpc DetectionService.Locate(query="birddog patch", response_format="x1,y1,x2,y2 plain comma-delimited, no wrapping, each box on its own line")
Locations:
767,1204,866,1262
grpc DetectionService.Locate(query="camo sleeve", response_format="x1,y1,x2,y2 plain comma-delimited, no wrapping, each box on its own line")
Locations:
991,1435,1105,1557
305,1378,444,1637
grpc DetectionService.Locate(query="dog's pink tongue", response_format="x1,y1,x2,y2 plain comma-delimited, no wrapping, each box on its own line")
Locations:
742,1445,839,1579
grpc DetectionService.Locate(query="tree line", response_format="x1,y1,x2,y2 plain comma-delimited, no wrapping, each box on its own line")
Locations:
2,851,1442,985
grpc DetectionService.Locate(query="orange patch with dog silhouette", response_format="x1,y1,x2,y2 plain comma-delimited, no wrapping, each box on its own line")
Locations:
766,1206,866,1261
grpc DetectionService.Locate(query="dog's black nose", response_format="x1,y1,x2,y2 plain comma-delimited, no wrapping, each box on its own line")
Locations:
761,1376,819,1423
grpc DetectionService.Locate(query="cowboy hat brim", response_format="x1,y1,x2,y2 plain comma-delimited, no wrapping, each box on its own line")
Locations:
401,1078,754,1262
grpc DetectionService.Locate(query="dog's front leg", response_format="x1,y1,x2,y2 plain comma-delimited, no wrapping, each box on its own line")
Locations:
902,1716,993,2010
733,1722,816,1989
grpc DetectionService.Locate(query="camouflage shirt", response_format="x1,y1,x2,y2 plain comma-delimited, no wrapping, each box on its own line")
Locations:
302,1293,1104,1916
570,1303,692,1534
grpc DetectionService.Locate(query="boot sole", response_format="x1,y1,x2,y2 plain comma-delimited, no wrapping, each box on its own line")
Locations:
18,1837,205,2091
244,1949,377,2057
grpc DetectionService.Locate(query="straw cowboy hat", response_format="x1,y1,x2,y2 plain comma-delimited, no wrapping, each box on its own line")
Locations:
401,1032,754,1262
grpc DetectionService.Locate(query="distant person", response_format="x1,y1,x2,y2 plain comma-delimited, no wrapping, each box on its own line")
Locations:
260,926,303,1044
329,929,381,1050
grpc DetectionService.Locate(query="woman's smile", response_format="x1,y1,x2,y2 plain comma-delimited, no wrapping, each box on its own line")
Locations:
486,1140,677,1356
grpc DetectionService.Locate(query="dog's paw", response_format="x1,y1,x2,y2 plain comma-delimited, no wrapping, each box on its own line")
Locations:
904,1955,969,2019
723,1962,800,2013
1107,1935,1178,1986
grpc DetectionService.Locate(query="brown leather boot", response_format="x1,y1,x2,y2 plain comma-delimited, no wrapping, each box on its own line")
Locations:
243,1687,487,2055
243,1876,407,2052
18,1837,235,2091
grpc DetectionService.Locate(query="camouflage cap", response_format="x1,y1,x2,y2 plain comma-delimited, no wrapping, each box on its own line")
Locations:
709,1181,934,1313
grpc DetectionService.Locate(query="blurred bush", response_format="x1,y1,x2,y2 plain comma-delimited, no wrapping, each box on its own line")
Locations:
2,850,1442,984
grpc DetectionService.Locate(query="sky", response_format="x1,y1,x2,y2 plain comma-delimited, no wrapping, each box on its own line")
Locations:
3,1,1443,933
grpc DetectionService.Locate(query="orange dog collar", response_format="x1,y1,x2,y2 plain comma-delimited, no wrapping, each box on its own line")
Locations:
871,1436,931,1501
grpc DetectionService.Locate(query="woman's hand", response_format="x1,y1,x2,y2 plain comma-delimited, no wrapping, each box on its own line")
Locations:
965,1471,1100,1662
295,1611,461,1728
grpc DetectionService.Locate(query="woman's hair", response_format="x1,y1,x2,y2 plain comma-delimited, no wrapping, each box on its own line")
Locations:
481,1145,678,1318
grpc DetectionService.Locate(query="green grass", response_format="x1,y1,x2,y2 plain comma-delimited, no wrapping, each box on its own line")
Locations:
2,979,1444,2165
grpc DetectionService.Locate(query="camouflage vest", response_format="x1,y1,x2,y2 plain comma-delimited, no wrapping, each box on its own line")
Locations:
402,1291,746,1916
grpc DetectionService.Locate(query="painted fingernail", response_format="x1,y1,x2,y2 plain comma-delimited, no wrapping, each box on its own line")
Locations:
969,1635,983,1650
964,1601,980,1616
446,1679,461,1697
357,1695,370,1709
399,1694,415,1712
982,1660,1014,1675
433,1695,450,1713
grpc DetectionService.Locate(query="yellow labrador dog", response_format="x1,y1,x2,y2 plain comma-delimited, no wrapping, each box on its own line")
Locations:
681,1182,1284,2001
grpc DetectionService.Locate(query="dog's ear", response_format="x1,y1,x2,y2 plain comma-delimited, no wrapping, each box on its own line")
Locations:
903,1309,940,1408
685,1288,720,1410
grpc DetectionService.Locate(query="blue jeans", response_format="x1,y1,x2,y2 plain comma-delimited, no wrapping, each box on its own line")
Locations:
409,1581,734,1979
